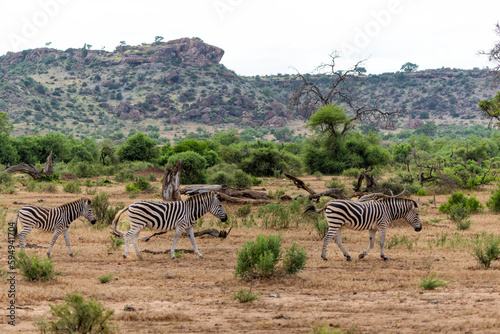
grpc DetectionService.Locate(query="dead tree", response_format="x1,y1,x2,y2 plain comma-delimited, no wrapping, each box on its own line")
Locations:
284,173,346,201
181,184,274,204
162,159,182,201
353,170,378,192
289,51,400,127
2,151,54,180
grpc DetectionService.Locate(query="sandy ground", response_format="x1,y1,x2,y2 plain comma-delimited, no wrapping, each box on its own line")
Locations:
1,175,500,333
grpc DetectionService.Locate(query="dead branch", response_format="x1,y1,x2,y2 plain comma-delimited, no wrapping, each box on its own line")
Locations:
284,173,346,200
162,159,182,201
357,188,409,202
142,249,194,255
2,151,54,180
353,171,378,192
216,191,273,205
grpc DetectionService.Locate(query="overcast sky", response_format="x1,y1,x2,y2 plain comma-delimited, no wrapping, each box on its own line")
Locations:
1,0,499,76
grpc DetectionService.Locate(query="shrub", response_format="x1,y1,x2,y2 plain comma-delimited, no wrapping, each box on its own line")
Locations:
342,167,361,178
486,186,500,212
282,241,307,275
235,205,251,218
0,172,13,186
439,191,483,214
419,272,450,290
91,191,125,226
63,181,81,194
35,294,115,334
98,273,114,284
447,204,471,230
72,162,97,178
114,169,135,183
108,235,124,250
257,203,291,229
234,234,306,278
207,171,235,186
325,177,343,189
472,233,500,269
15,251,60,281
232,288,261,303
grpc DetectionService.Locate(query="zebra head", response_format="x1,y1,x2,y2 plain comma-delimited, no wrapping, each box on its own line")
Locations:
404,200,422,232
209,193,228,222
82,199,97,225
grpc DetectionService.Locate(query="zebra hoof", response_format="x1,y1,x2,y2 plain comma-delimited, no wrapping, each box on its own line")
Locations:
122,254,127,259
346,256,352,261
69,253,74,257
359,253,365,259
321,255,328,261
381,256,389,261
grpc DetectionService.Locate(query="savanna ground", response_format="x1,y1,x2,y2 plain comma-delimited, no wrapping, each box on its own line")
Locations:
1,172,500,333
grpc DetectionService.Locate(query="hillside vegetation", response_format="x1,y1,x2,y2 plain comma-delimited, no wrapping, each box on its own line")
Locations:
0,37,497,140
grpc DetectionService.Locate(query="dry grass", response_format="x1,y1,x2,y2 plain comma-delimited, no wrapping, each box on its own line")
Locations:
1,175,500,333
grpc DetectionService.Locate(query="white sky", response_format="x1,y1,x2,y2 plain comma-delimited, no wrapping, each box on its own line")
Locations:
0,0,499,76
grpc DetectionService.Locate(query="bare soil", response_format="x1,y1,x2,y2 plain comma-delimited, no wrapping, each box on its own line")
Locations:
1,175,500,333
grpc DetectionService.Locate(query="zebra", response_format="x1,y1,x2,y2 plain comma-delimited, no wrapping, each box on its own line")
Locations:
304,197,422,261
13,198,97,258
111,191,228,259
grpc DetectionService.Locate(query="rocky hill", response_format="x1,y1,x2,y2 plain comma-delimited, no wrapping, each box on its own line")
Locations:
0,37,497,139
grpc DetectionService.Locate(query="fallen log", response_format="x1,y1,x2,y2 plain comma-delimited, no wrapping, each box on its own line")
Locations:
216,191,273,205
111,228,232,242
2,152,55,180
180,184,273,203
284,173,346,200
142,249,194,255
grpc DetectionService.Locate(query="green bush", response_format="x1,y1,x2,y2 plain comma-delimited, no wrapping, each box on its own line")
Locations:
486,186,500,212
234,234,307,278
448,204,471,230
91,191,125,226
207,171,235,186
0,172,13,186
257,203,291,229
282,241,307,275
114,168,135,183
206,163,254,189
419,273,450,290
15,251,60,281
63,181,81,194
98,273,114,284
439,191,483,214
472,233,500,269
235,205,252,218
72,162,98,178
35,294,115,334
232,288,261,303
325,177,343,189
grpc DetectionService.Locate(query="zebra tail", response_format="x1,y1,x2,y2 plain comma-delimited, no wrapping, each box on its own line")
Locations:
12,212,19,240
303,204,325,215
110,206,129,237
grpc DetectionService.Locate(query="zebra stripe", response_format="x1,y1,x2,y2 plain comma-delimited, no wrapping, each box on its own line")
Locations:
305,197,422,261
14,198,97,258
112,191,228,259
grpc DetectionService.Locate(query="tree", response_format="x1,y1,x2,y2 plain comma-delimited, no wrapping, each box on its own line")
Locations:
0,112,13,137
154,36,164,44
400,62,419,72
479,23,500,83
290,52,399,125
306,105,350,139
116,132,159,162
479,91,500,126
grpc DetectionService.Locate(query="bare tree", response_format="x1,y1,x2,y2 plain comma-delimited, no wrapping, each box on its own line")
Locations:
479,23,500,84
289,51,400,127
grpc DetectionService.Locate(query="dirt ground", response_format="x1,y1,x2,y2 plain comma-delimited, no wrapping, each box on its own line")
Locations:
1,175,500,333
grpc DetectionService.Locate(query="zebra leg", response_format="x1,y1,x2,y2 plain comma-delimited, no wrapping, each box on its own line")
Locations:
62,229,73,257
171,227,184,259
333,228,352,261
123,233,131,258
131,231,142,260
186,227,203,259
47,229,62,258
18,225,35,251
321,223,342,261
359,229,376,259
378,228,389,261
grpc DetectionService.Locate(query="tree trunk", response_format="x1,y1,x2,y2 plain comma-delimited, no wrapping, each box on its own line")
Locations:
162,159,182,201
1,152,54,180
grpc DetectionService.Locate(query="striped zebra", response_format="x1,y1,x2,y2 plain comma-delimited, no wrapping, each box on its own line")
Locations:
304,197,422,261
111,191,228,259
13,198,97,258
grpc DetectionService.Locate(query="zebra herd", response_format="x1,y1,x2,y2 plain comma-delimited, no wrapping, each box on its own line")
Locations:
13,192,422,262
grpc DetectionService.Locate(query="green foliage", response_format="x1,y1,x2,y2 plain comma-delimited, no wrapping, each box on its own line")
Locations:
91,191,124,226
447,204,471,230
235,234,282,278
108,235,124,250
311,323,358,334
116,132,159,162
234,234,306,279
282,241,307,275
15,251,60,281
167,151,207,184
35,294,115,334
257,203,292,229
97,273,114,284
72,162,98,178
419,273,450,290
232,288,261,303
479,91,500,127
63,181,81,194
486,186,500,212
471,233,500,269
387,235,416,251
235,205,252,218
325,177,343,189
207,163,254,188
438,191,483,214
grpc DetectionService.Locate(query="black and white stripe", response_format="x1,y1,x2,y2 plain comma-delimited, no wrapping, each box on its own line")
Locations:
305,198,422,261
14,198,97,258
112,192,228,259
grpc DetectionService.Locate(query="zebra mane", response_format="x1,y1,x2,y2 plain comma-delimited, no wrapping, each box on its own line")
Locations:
185,191,214,203
380,197,418,208
59,198,89,209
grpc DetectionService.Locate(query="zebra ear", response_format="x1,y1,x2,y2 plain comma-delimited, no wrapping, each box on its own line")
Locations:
87,198,92,205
